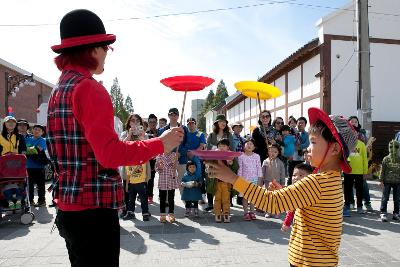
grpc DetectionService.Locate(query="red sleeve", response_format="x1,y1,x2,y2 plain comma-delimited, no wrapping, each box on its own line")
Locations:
283,210,295,227
72,79,164,168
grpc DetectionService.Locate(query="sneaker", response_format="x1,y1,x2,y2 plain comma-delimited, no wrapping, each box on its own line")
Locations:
215,215,222,223
193,208,199,218
343,207,351,217
357,207,365,214
123,212,135,220
160,214,167,223
168,213,175,223
265,213,272,218
365,203,373,212
148,197,153,205
199,200,206,204
35,201,46,207
14,200,21,209
142,213,150,221
223,214,230,223
381,213,388,222
184,208,191,217
393,213,399,221
204,206,213,212
249,212,256,220
48,201,57,208
8,201,14,209
244,213,252,221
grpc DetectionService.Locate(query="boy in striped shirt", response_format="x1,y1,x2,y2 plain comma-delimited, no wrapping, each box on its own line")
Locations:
207,107,358,267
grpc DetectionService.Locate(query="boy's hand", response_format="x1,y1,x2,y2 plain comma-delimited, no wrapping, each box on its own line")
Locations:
205,160,238,184
380,181,384,188
281,224,290,232
226,160,233,166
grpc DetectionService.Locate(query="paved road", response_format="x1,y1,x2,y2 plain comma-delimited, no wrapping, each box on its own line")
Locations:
1,179,399,266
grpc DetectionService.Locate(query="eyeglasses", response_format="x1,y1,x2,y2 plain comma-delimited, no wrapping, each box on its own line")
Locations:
275,121,283,125
261,115,271,119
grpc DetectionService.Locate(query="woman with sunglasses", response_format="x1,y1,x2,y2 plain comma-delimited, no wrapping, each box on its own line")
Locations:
252,110,281,163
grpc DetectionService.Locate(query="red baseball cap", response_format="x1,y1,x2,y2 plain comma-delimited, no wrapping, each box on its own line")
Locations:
308,107,358,173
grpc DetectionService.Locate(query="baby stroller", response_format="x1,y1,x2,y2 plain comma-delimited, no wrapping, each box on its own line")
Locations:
0,153,35,224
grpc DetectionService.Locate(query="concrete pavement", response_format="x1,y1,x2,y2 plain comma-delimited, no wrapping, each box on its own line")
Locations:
1,179,399,267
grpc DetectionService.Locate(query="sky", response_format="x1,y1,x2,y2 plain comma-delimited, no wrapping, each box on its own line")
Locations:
0,0,349,120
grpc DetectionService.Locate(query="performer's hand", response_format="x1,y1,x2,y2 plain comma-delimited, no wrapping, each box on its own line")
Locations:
159,127,184,153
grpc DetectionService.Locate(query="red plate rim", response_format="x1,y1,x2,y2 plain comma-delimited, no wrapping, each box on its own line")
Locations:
189,150,242,160
160,75,215,91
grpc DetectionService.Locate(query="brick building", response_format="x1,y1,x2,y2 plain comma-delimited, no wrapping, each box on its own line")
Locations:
0,58,54,123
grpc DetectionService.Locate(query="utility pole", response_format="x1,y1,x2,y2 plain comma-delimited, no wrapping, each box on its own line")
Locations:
356,0,372,137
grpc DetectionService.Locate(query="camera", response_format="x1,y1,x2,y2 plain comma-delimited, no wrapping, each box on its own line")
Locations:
132,125,144,136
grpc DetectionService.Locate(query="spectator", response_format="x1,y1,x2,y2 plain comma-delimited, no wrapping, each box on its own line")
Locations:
252,110,280,163
0,116,26,155
17,119,31,138
158,118,167,129
232,122,246,152
205,114,234,211
146,114,158,204
157,107,189,192
379,140,400,222
26,124,48,207
288,116,310,185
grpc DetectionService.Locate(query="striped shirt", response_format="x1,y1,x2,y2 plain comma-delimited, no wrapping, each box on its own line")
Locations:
233,171,343,267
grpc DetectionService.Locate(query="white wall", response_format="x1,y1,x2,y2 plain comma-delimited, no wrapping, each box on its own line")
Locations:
303,55,321,98
330,40,400,121
318,0,400,42
288,65,302,103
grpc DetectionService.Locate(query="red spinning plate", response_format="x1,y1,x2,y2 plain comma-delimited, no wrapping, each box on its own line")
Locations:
189,150,242,160
160,75,215,91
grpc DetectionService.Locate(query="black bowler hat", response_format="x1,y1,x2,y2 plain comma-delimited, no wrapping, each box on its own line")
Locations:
51,9,116,53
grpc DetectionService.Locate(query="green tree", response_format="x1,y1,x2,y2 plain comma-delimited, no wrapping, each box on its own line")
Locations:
124,95,134,114
110,77,128,122
213,79,228,107
197,89,215,132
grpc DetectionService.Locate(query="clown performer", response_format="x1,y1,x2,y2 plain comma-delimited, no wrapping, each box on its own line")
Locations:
48,9,183,267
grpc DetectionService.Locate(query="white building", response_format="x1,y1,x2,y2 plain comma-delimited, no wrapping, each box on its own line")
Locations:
191,99,205,121
223,0,400,160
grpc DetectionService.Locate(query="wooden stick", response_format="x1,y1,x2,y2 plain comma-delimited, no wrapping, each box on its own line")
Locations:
174,90,188,173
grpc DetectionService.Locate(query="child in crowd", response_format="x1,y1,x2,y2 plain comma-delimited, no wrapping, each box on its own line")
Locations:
123,161,151,221
156,151,180,223
2,182,23,209
379,140,400,222
281,163,314,232
261,144,286,218
343,138,368,216
213,139,239,223
207,107,358,267
281,125,297,172
238,139,262,221
181,161,203,217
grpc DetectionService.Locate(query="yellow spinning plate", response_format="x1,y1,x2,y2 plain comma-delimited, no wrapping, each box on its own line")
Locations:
234,81,281,100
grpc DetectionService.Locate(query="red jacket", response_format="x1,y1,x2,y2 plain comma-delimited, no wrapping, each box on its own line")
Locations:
47,64,164,211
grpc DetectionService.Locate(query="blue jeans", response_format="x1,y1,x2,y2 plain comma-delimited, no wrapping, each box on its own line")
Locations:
380,183,400,214
3,187,23,201
127,182,149,214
